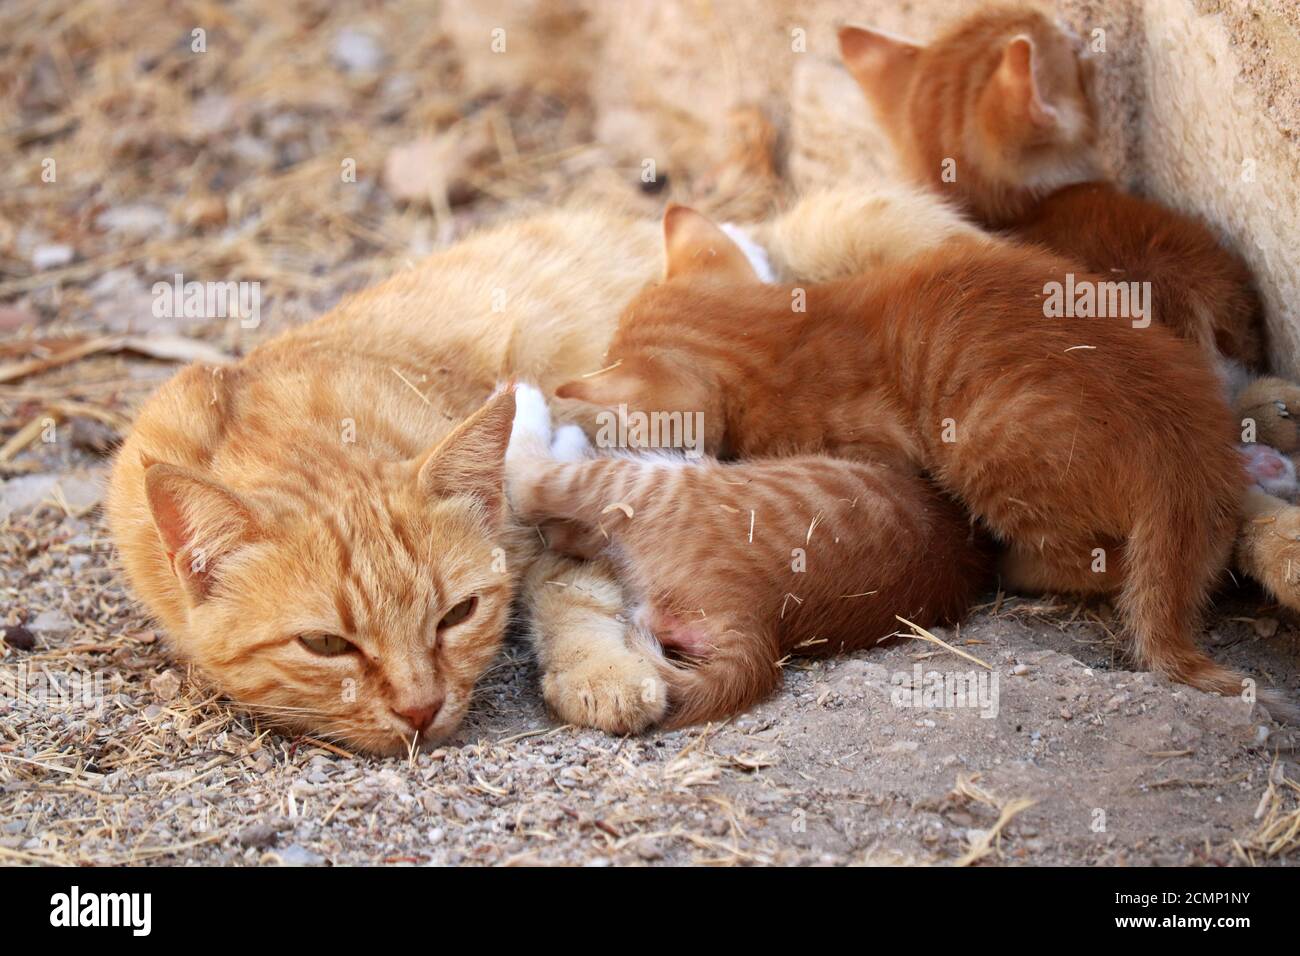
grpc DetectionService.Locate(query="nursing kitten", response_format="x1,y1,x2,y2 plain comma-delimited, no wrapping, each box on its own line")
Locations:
506,385,988,727
555,204,1291,714
836,5,1265,370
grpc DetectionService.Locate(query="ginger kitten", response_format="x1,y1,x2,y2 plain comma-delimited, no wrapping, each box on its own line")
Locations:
506,385,989,727
837,4,1265,369
555,204,1290,716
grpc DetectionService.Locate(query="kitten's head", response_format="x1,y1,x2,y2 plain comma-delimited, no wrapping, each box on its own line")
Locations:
556,205,762,456
141,390,517,755
839,4,1099,222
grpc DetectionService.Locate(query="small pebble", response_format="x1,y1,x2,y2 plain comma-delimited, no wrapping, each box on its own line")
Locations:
1253,617,1279,639
31,244,74,270
150,669,182,701
29,609,73,635
271,844,325,866
237,823,280,848
2,625,36,651
332,28,384,73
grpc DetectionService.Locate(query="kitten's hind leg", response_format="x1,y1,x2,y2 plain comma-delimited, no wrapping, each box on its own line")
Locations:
510,384,668,732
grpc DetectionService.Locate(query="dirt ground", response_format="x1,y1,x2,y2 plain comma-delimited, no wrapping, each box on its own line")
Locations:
2,0,1299,866
3,479,1300,866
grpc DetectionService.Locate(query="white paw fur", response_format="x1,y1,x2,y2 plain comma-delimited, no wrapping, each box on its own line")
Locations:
506,382,553,461
550,424,591,461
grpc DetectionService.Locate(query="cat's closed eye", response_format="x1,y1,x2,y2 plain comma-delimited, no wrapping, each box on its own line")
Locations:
438,596,478,631
298,633,355,657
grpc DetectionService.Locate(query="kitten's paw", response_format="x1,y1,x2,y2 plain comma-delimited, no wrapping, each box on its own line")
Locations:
551,424,591,461
507,382,553,461
1237,376,1300,452
1237,494,1300,612
1240,443,1299,500
541,638,668,734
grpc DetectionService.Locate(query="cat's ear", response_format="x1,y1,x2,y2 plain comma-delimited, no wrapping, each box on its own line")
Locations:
838,25,922,101
145,463,259,604
662,204,757,283
995,35,1056,128
555,369,647,409
416,388,516,522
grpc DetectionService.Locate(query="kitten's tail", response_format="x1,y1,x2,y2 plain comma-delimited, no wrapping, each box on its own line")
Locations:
1122,467,1298,723
641,624,783,730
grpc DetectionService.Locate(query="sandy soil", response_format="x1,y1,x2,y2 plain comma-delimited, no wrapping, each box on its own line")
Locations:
3,449,1299,865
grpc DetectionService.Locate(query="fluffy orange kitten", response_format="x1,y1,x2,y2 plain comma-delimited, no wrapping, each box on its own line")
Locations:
837,4,1264,369
554,205,1293,716
506,385,988,726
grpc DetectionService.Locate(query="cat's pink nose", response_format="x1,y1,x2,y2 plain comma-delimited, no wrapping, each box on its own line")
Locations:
393,699,442,733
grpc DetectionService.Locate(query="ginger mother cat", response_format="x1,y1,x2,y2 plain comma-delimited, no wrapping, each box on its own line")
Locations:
108,207,688,754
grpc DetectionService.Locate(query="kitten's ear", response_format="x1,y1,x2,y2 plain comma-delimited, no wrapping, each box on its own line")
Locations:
555,370,646,409
662,204,757,283
838,25,922,102
416,388,516,522
144,464,259,604
996,35,1056,128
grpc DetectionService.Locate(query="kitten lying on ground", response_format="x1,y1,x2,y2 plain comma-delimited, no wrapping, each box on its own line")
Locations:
506,384,989,726
838,1,1300,612
555,201,1296,719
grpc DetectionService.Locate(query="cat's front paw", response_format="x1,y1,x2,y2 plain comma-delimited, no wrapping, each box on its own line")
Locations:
541,638,668,734
1237,376,1300,452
